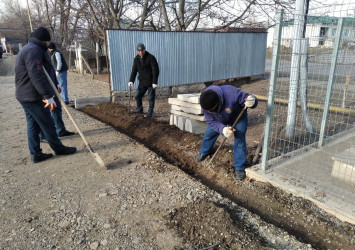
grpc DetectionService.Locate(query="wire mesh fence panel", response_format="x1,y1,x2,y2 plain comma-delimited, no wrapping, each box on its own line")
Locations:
263,3,355,216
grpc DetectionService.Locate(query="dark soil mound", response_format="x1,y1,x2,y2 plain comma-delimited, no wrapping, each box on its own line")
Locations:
81,101,355,249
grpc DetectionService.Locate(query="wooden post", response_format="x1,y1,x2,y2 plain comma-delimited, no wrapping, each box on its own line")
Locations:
81,52,94,77
68,45,72,70
96,42,100,77
78,44,83,74
341,74,350,109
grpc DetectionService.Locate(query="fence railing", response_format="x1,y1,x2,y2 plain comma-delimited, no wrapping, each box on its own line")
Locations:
260,5,355,220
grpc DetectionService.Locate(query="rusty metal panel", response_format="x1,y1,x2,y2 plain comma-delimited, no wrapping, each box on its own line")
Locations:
107,30,266,91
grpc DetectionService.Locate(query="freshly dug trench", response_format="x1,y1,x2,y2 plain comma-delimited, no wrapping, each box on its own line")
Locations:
82,102,355,249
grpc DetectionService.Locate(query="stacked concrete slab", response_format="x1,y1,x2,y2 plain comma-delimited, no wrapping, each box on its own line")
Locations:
169,93,207,135
331,146,355,184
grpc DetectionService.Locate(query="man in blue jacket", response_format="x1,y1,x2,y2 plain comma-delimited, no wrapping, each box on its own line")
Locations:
195,85,258,180
15,27,76,163
128,43,159,118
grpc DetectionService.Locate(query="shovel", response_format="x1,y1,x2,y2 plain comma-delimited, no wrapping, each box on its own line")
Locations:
43,68,106,168
206,106,247,166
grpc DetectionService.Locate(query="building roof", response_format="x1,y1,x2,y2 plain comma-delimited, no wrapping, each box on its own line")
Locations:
285,16,355,26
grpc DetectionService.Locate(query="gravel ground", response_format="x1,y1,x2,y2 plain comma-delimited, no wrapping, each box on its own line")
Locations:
0,56,352,249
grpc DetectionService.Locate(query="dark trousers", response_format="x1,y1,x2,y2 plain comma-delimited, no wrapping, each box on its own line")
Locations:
20,101,66,156
200,112,248,171
39,96,66,139
135,84,155,115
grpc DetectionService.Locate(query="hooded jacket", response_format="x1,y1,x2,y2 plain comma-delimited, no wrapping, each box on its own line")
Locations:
15,37,57,102
202,85,258,134
129,51,159,87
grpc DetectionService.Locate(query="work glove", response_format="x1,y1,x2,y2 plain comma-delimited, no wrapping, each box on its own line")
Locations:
245,95,255,108
56,71,60,78
43,97,57,110
222,126,234,139
152,84,157,89
58,87,62,93
128,82,133,88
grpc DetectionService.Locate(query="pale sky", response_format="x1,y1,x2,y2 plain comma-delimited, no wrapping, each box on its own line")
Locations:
14,0,355,19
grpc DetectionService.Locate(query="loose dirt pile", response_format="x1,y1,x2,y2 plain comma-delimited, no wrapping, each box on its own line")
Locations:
81,80,355,249
1,55,354,249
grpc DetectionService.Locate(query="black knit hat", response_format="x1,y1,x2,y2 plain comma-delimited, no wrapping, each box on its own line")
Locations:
136,43,145,51
48,42,56,49
200,90,219,111
31,27,51,41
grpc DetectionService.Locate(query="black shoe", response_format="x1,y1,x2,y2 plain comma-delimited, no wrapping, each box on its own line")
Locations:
195,153,208,162
58,130,75,137
144,113,153,118
131,108,143,113
31,153,53,163
235,170,246,180
40,138,48,143
64,101,70,105
55,146,77,155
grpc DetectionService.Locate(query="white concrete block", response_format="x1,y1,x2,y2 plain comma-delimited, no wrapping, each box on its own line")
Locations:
331,147,355,184
177,116,187,131
177,93,201,103
168,98,201,109
185,119,208,135
169,114,174,126
75,96,110,109
170,110,205,121
171,104,203,115
173,115,179,126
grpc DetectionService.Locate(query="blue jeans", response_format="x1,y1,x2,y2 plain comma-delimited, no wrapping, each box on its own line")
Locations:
57,71,69,102
200,112,248,171
135,85,155,114
39,96,66,139
20,101,66,156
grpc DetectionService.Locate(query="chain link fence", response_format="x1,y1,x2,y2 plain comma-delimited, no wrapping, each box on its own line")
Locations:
261,2,355,221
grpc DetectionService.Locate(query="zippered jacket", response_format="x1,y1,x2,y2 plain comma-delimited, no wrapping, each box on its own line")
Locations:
202,85,258,134
15,37,57,102
129,51,159,87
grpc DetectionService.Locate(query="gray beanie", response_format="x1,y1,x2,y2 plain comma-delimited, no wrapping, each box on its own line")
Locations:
136,43,145,51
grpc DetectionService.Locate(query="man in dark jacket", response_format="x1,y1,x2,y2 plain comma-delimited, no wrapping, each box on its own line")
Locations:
128,43,159,118
15,27,76,163
195,85,258,180
48,42,69,104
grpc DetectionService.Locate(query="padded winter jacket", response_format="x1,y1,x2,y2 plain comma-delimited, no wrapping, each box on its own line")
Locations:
15,37,57,102
129,51,159,87
49,49,68,73
202,85,258,134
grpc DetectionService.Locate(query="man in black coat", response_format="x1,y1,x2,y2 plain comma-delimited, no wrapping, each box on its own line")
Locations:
128,43,159,118
15,27,76,163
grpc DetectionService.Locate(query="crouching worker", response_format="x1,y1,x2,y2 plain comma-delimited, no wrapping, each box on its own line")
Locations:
15,26,76,163
195,85,258,180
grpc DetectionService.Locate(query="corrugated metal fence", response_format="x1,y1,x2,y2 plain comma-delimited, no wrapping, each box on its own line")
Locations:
106,30,267,92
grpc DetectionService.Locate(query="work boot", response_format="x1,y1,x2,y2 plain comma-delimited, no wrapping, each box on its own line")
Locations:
31,153,53,163
144,112,153,118
58,130,75,137
55,146,77,155
235,170,246,180
195,153,208,162
131,108,143,113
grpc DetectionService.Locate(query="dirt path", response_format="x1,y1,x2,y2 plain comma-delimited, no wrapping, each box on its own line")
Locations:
0,56,354,249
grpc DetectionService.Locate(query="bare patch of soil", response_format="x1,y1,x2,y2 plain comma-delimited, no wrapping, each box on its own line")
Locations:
81,79,355,249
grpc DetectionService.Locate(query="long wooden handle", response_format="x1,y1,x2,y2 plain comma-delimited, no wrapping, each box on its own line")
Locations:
43,68,106,168
206,106,247,166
